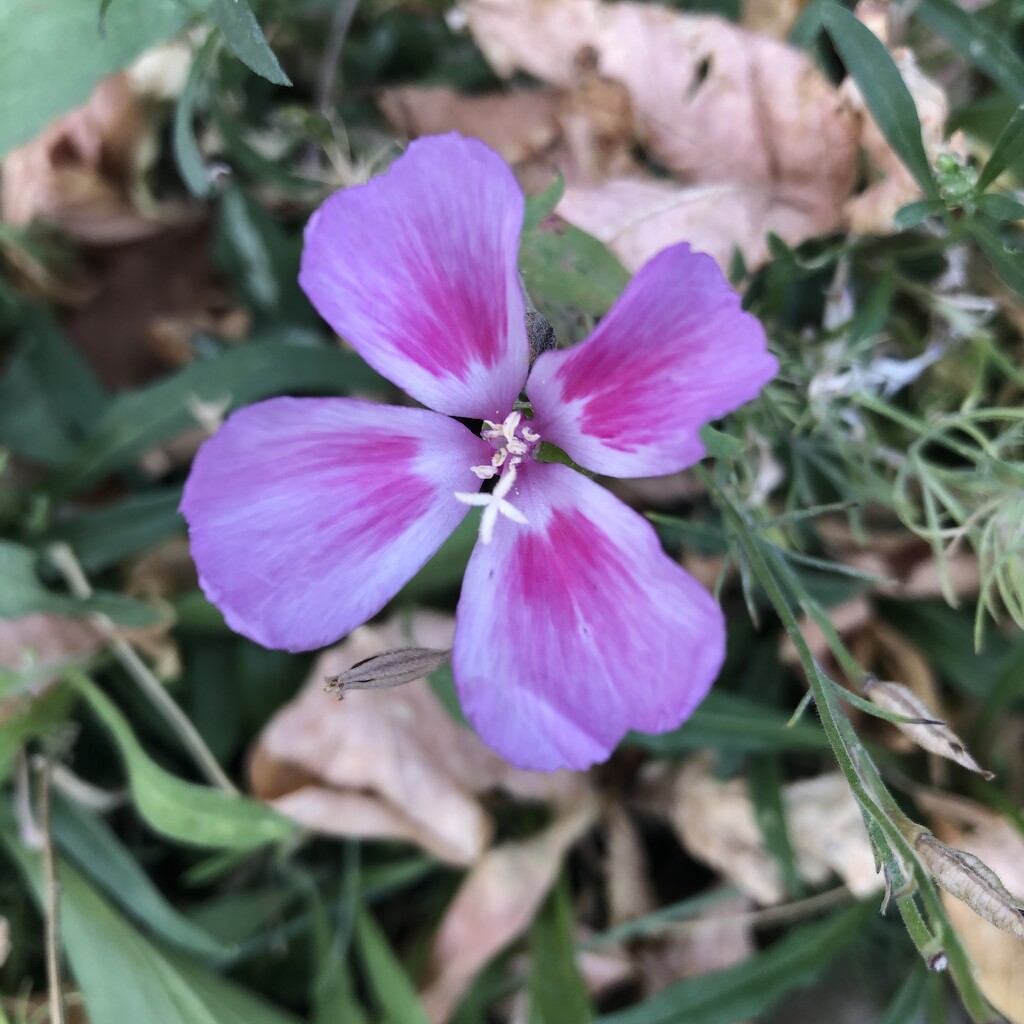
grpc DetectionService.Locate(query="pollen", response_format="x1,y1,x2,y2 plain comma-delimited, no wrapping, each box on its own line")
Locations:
453,411,542,543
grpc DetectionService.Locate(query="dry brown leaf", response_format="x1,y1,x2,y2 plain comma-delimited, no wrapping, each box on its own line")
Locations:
0,615,100,676
634,891,754,995
379,86,561,167
1,73,188,245
603,802,656,926
419,795,598,1022
668,758,881,904
0,916,9,968
865,679,994,780
464,0,858,269
742,0,813,40
249,612,584,865
926,803,1024,1023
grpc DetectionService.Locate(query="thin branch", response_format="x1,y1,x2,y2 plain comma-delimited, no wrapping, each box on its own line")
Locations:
37,756,66,1024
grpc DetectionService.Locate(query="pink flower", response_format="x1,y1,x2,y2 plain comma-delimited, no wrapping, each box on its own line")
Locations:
181,134,777,771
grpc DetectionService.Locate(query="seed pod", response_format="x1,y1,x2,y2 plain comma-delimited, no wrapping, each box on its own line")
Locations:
915,833,1024,941
864,678,994,780
325,647,451,697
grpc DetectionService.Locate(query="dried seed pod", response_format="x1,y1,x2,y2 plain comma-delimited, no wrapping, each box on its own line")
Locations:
865,679,994,780
915,833,1024,941
325,647,451,697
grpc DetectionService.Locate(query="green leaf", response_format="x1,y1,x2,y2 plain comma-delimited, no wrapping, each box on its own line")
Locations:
879,962,928,1024
0,685,74,782
969,220,1024,294
747,754,802,898
699,424,746,460
0,308,108,465
0,0,187,158
43,488,183,573
0,540,158,627
354,907,432,1024
523,174,566,232
174,34,218,198
628,690,830,754
0,830,301,1024
45,340,384,498
822,5,938,198
528,877,592,1024
595,901,873,1024
69,672,294,850
974,192,1024,221
51,793,231,960
893,198,944,231
916,0,1024,104
210,0,291,86
976,105,1024,192
520,223,630,317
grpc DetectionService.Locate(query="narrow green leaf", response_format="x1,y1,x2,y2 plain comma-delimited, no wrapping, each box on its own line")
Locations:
355,907,432,1024
880,961,929,1024
747,755,802,898
174,34,218,198
976,105,1024,191
975,192,1024,221
0,308,108,465
893,198,944,231
628,690,830,754
595,902,873,1024
0,829,301,1024
51,793,231,961
822,5,938,197
0,540,158,627
523,174,566,232
0,0,186,158
45,341,384,498
69,672,294,850
43,488,183,573
916,0,1024,104
0,686,75,782
970,220,1024,294
211,0,291,86
699,424,746,460
529,877,592,1024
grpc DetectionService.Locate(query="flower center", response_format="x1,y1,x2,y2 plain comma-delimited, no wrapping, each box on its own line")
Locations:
453,411,541,544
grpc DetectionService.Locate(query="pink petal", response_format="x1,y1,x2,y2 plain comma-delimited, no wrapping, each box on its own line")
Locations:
299,134,530,420
452,461,725,770
526,244,777,477
181,398,490,652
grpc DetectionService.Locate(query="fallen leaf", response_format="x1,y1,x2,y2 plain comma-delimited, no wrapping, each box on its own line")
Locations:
419,795,598,1022
742,0,813,40
379,86,561,168
865,678,994,780
1,73,191,245
667,758,881,905
0,614,100,675
248,612,583,865
0,916,8,968
464,0,858,269
603,802,656,926
634,891,754,996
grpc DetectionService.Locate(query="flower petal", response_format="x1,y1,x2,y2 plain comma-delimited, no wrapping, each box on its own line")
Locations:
299,134,529,420
452,461,725,770
527,244,777,477
181,398,490,652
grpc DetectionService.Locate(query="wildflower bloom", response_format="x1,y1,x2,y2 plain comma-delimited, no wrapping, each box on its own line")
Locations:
181,134,777,771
